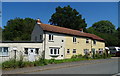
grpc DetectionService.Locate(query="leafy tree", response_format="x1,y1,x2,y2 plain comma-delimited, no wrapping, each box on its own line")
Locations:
92,20,116,34
87,26,119,46
117,27,120,46
3,18,36,41
49,5,87,31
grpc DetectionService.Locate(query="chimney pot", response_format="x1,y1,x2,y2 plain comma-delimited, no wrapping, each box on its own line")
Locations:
79,28,83,32
37,18,41,24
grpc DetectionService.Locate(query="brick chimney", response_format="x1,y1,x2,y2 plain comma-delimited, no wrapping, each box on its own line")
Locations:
79,28,83,32
36,18,41,24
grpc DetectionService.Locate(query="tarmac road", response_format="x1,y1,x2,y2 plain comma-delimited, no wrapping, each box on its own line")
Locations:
28,58,119,74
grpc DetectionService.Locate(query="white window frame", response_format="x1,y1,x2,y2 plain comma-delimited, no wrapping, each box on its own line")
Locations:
67,49,70,54
86,39,89,43
24,48,39,55
93,40,96,45
0,47,9,56
49,34,54,41
73,37,77,43
49,48,60,56
73,49,76,54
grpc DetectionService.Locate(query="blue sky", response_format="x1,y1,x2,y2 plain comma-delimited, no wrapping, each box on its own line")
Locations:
2,2,118,28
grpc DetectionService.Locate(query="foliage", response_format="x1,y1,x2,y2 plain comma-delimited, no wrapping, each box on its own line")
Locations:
87,26,119,46
71,54,83,59
49,5,87,31
117,27,120,47
92,20,116,34
2,53,110,69
2,17,36,41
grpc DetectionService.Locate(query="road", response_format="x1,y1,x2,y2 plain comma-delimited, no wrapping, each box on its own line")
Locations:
28,58,119,74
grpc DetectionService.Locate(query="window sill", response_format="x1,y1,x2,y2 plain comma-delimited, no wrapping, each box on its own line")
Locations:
66,53,70,55
0,55,9,57
50,54,59,57
48,40,54,42
73,42,77,44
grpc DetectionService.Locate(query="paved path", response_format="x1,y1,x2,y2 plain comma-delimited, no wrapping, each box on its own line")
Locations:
2,58,119,74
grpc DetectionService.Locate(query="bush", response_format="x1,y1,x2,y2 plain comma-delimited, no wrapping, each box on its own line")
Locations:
71,54,83,59
39,58,48,65
47,59,55,64
2,59,17,69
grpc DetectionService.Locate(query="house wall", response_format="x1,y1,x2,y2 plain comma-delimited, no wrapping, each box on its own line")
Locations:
0,43,43,63
64,35,105,59
92,40,105,52
44,32,66,59
65,36,92,59
31,24,44,42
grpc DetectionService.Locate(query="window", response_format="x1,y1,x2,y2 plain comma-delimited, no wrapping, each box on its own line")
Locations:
54,49,57,54
40,35,42,40
35,48,39,54
24,48,28,54
99,48,103,54
67,49,70,54
73,49,76,53
50,49,53,54
73,37,76,42
86,39,89,43
84,49,89,55
93,40,96,44
50,48,60,55
35,36,37,41
0,47,9,56
49,34,53,41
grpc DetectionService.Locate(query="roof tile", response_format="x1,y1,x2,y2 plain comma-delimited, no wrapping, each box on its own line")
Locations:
39,24,104,41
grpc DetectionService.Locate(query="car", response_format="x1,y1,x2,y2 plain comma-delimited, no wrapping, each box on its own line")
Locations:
115,51,120,57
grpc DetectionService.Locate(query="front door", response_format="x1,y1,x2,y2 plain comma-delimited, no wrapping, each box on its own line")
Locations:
28,48,35,62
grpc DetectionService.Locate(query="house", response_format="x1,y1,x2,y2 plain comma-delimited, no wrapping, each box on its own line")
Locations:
0,19,105,62
31,19,105,59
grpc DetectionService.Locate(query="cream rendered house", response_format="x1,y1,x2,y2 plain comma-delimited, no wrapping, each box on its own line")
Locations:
0,19,105,62
31,19,105,59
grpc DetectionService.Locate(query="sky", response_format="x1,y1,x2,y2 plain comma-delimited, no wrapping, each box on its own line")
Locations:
2,2,118,28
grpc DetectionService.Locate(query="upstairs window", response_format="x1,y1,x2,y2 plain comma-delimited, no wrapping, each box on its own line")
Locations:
35,36,37,41
86,39,89,43
73,37,76,42
0,47,9,56
49,34,53,41
93,40,96,44
40,35,42,40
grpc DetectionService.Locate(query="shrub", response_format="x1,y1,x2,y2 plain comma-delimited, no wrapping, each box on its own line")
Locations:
2,59,16,69
48,59,55,64
38,58,48,66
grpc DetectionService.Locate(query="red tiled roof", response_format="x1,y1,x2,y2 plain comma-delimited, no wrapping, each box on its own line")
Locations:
39,24,104,41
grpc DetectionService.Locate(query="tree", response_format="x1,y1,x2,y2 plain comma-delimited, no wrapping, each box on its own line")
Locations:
3,17,36,41
117,27,120,46
87,26,119,46
49,5,87,31
92,20,116,34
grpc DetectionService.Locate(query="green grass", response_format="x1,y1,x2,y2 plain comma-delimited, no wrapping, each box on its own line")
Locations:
2,54,111,69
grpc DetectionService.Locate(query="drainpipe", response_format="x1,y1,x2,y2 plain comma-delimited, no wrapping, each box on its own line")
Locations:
43,32,46,59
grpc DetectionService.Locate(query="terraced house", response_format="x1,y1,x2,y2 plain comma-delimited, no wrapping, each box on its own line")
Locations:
0,19,105,62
